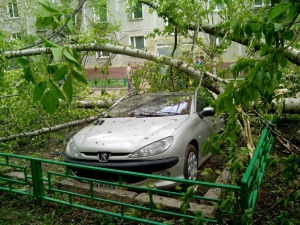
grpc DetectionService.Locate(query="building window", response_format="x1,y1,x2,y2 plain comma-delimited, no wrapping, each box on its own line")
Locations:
215,3,225,10
127,2,143,20
130,36,145,49
96,51,110,58
10,33,21,40
7,2,19,19
156,44,172,56
93,5,108,23
253,0,271,8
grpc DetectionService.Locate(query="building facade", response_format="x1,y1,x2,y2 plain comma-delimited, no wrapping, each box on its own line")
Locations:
3,0,265,79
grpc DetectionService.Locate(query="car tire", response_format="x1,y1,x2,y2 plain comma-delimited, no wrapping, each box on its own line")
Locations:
183,144,198,180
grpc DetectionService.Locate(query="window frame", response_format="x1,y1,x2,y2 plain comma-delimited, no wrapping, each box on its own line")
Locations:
7,2,19,19
93,5,108,23
130,36,145,50
253,0,271,8
215,3,225,11
96,51,110,59
10,33,22,40
127,2,143,20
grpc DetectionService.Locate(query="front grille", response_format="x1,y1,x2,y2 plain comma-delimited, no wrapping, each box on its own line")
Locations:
70,167,148,183
81,152,130,157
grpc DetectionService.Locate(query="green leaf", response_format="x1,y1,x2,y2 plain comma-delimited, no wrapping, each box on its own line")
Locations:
54,65,69,81
39,3,60,13
23,66,35,84
47,79,66,100
287,5,298,22
36,16,53,27
17,57,30,67
224,0,232,7
72,68,88,85
244,24,252,37
66,17,73,34
274,23,284,31
33,81,47,102
41,91,59,115
39,36,60,48
279,56,287,68
63,48,81,68
267,2,292,21
51,47,63,62
63,75,73,103
284,29,294,41
260,44,269,56
246,86,260,103
46,64,59,74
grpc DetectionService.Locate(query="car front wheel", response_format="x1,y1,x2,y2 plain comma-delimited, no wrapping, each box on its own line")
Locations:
183,144,198,180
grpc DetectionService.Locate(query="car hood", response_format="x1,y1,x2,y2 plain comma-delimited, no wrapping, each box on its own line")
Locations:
73,116,188,153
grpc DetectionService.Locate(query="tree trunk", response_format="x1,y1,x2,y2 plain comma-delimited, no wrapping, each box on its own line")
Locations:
0,115,100,142
272,98,300,114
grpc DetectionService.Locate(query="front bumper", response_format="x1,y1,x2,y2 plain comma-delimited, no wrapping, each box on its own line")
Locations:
65,157,179,183
65,157,179,173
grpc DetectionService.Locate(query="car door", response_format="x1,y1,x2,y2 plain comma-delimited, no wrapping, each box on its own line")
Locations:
194,90,216,163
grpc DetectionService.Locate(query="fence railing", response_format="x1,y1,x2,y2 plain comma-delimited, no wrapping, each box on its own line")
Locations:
240,125,275,223
0,125,275,224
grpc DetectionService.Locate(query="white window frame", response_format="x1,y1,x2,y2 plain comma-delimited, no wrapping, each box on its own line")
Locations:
7,2,19,19
93,6,108,23
130,36,145,50
215,3,225,11
96,51,110,59
253,0,271,8
10,33,21,40
127,2,143,20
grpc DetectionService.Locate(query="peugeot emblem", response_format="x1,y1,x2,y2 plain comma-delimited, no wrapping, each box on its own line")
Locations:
98,152,111,162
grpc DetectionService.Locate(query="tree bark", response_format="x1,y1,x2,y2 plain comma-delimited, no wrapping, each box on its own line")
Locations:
4,43,227,94
0,115,100,142
272,98,300,114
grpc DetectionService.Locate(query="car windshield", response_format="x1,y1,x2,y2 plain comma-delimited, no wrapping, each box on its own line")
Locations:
108,93,192,117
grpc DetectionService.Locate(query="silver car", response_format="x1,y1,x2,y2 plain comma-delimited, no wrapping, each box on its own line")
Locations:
65,89,224,189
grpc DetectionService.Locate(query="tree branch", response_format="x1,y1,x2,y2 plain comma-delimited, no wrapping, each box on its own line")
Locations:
139,0,300,66
0,115,100,142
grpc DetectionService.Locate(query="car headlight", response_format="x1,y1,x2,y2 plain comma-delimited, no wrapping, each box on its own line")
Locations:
130,136,174,158
66,138,82,158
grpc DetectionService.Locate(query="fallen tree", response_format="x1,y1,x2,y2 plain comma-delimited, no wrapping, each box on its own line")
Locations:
0,115,100,143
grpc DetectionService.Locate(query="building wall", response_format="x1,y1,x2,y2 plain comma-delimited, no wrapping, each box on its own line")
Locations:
1,0,248,79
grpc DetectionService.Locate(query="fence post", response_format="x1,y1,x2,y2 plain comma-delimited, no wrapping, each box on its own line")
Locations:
240,179,249,225
30,159,44,207
124,78,127,86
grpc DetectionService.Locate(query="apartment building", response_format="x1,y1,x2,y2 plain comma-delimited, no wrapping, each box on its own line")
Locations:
2,0,261,79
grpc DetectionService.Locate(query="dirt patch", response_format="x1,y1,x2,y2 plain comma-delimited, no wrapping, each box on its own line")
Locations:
252,119,300,224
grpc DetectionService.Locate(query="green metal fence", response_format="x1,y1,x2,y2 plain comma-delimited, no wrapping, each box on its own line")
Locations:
240,125,275,223
0,125,275,224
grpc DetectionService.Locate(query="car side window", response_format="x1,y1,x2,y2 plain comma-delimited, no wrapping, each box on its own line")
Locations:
196,91,207,113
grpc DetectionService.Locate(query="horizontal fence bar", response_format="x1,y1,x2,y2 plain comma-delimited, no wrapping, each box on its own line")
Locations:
0,152,241,224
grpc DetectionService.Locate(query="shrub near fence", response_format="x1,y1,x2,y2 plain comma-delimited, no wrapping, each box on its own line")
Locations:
0,125,275,224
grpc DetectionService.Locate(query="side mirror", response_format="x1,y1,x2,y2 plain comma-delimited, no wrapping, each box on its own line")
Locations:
198,107,215,118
